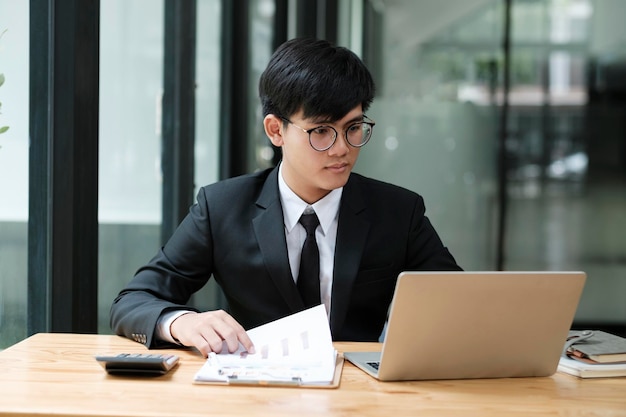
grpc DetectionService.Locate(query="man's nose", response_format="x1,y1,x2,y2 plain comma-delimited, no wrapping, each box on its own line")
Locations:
328,131,350,155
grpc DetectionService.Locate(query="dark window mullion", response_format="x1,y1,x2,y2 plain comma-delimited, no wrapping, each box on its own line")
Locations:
161,0,197,243
295,0,318,38
28,0,100,335
318,0,338,43
28,0,52,335
219,0,250,179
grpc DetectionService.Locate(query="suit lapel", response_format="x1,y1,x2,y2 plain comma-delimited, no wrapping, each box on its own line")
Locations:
330,176,370,338
252,167,305,311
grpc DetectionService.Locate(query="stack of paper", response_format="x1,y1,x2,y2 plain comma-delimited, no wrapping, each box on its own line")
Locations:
193,305,341,387
558,356,626,378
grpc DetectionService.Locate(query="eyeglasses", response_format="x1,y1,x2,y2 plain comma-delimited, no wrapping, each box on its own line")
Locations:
281,116,375,152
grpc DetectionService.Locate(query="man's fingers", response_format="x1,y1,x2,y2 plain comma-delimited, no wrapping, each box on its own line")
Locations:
172,310,254,356
220,314,255,353
209,316,252,353
191,332,224,357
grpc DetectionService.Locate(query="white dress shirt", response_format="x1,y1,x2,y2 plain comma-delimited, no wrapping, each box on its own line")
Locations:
277,163,342,318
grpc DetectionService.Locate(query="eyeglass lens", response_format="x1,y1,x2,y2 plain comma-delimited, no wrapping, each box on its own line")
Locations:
309,122,373,151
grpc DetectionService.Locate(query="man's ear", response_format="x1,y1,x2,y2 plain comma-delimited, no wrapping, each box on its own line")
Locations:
263,114,284,147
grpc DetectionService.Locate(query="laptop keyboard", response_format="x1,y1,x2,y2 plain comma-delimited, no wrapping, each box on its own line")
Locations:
367,361,380,370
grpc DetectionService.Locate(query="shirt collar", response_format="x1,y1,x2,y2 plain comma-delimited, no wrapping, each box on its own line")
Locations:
278,164,343,235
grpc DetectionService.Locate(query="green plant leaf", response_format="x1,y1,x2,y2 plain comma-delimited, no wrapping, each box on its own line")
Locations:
0,73,5,87
0,126,9,134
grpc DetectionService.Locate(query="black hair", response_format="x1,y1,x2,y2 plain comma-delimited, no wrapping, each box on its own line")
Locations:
258,38,376,121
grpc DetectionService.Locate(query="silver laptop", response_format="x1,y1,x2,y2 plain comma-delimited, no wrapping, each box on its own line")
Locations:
344,271,586,381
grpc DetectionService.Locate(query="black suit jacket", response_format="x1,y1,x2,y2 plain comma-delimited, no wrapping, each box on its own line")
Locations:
110,166,461,347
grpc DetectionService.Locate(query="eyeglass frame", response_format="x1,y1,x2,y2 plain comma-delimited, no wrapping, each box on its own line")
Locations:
280,115,376,152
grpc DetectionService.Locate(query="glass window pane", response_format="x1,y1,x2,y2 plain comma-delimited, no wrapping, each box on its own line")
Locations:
98,0,165,333
354,0,502,270
249,0,276,171
0,2,29,348
506,0,626,329
190,0,223,311
195,0,222,193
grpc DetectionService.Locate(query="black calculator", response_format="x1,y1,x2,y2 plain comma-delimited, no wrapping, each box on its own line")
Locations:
95,353,180,376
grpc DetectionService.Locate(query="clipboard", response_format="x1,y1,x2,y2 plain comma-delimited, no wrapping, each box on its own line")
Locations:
193,353,344,388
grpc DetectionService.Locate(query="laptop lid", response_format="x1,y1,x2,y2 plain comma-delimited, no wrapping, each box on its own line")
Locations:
344,271,586,381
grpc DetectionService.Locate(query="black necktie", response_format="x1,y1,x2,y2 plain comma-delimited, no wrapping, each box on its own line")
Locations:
297,212,321,308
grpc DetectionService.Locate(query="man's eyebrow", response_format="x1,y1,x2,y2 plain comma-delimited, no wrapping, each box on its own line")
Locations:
309,115,365,125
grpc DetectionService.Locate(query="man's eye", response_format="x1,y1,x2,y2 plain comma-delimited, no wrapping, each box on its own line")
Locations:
312,127,332,136
347,124,362,133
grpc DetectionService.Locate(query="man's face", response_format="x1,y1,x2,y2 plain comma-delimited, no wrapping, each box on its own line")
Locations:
267,105,365,204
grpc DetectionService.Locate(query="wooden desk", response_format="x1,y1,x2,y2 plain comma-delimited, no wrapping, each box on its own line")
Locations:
0,333,625,417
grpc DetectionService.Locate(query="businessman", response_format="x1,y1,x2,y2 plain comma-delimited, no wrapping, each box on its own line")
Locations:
110,38,461,357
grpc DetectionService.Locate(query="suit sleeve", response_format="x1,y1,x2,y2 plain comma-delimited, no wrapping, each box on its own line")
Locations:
109,187,215,348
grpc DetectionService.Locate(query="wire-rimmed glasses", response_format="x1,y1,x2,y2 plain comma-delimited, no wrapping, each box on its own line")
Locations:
281,116,375,152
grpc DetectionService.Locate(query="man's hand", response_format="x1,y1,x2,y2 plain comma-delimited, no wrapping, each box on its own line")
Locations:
170,310,255,358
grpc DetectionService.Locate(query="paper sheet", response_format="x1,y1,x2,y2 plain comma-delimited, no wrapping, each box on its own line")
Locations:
193,305,337,384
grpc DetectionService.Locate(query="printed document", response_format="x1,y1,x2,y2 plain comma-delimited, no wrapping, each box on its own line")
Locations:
193,305,338,385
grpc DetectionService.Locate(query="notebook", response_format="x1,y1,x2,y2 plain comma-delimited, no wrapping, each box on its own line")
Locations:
344,271,586,381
